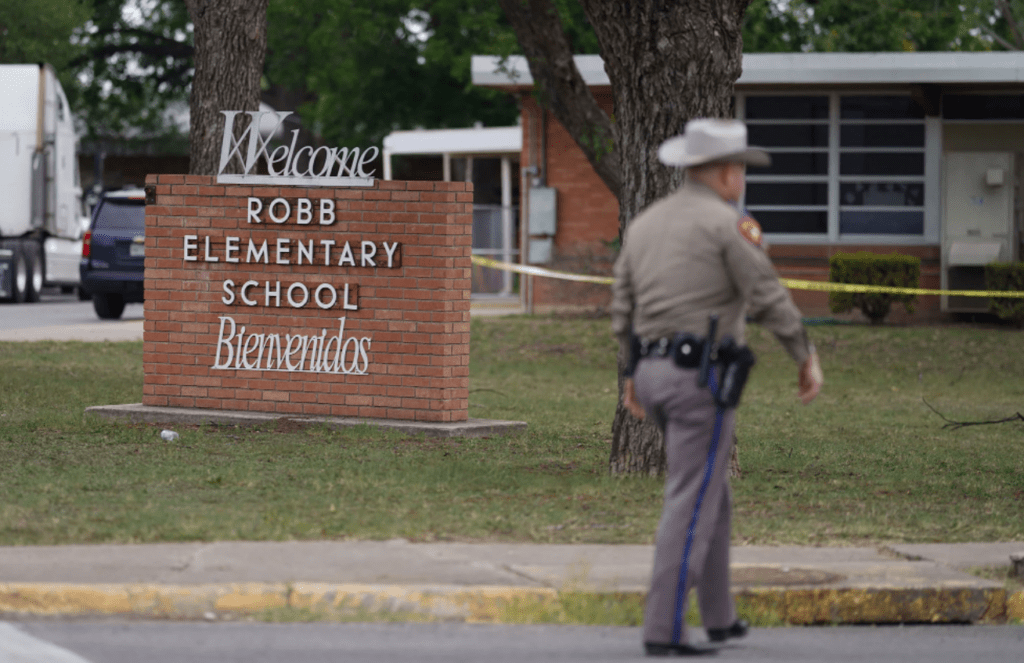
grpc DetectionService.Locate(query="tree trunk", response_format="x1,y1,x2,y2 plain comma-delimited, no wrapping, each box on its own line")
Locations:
583,0,750,474
184,0,269,175
498,0,751,474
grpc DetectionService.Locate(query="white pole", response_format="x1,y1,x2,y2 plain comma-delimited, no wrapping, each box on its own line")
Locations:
443,153,451,182
383,148,392,180
501,156,513,295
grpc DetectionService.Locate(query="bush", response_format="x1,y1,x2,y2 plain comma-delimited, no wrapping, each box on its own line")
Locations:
828,252,921,325
985,262,1024,327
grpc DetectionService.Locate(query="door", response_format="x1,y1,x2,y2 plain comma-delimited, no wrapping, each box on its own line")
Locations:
941,151,1015,311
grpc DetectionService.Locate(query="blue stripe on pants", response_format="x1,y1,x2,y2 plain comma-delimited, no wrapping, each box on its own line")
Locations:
671,372,725,644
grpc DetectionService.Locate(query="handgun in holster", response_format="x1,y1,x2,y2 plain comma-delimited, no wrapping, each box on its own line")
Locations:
697,315,757,410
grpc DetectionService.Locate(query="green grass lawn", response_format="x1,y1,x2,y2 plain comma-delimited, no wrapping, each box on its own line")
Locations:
0,317,1021,546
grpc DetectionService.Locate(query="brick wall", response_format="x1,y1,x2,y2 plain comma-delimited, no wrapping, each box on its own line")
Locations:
141,174,472,422
521,93,619,310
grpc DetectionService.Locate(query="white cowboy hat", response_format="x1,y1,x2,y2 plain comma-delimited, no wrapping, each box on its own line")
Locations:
658,119,771,168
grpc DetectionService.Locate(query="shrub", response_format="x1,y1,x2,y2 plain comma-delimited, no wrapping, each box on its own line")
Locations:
985,262,1024,327
828,252,921,325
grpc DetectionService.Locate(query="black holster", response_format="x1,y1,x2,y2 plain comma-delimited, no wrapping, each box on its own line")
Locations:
624,332,642,378
713,336,756,410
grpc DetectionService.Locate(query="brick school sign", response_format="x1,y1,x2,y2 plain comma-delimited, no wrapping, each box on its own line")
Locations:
141,175,472,423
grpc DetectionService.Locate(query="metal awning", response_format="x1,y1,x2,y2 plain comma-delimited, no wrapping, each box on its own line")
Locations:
383,126,521,156
382,125,521,182
472,52,1024,89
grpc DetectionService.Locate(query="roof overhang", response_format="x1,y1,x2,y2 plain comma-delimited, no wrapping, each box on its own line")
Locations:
383,126,522,156
472,52,1024,89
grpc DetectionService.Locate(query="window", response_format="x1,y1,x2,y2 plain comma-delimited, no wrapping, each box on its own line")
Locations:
94,199,146,230
740,93,928,239
744,95,829,234
839,96,925,235
943,94,1024,120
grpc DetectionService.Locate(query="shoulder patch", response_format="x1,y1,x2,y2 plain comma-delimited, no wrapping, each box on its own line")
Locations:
738,215,764,248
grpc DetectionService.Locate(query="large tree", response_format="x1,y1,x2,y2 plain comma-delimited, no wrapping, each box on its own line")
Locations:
498,0,750,475
184,0,269,175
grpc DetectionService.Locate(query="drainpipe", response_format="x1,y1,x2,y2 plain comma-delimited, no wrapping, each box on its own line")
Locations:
539,106,547,186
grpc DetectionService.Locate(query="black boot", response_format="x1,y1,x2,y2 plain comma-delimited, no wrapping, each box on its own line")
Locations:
706,619,749,643
644,642,718,657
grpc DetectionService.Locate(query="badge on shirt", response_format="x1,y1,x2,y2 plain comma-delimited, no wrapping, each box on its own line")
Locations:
738,215,764,248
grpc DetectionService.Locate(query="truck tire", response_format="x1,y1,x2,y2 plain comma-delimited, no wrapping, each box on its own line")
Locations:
3,246,28,303
93,292,125,319
24,240,44,302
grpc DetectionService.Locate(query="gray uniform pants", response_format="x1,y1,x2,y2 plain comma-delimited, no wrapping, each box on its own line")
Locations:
634,357,737,645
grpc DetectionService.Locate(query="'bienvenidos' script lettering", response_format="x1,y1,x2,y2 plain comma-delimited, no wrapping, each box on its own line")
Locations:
213,316,370,374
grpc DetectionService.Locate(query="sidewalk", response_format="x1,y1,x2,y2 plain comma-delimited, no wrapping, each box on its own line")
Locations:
0,298,518,343
1,540,1020,624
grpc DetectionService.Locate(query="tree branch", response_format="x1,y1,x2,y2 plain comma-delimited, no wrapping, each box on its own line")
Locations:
70,35,194,69
496,0,621,199
922,397,1024,430
997,0,1024,49
979,24,1019,51
87,27,191,47
77,41,194,63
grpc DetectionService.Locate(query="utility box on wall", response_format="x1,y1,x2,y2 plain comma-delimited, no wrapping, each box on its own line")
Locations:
527,187,556,264
941,152,1018,312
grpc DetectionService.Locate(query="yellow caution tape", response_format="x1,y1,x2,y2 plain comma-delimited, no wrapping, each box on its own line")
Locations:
471,255,1024,299
472,255,615,285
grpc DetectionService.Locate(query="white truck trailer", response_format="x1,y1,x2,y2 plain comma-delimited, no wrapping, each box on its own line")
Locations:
0,63,87,302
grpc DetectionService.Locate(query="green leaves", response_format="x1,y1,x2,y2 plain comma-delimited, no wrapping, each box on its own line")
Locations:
985,261,1024,326
7,0,593,156
265,0,517,148
71,0,193,153
0,0,91,67
264,0,598,148
743,0,1005,53
828,252,922,324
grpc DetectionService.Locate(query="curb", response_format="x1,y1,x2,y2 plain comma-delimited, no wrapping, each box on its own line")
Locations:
735,587,1011,624
1008,589,1024,623
85,403,527,439
1,583,1019,624
0,583,556,622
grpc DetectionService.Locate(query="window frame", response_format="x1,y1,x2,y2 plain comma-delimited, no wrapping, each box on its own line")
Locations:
736,91,941,245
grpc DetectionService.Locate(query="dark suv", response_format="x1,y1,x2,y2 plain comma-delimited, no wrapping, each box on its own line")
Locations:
80,189,146,319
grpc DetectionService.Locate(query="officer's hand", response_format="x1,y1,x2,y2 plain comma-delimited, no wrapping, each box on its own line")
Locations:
623,378,646,419
797,350,823,405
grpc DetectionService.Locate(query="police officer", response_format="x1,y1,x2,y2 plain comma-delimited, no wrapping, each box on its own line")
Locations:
610,119,823,657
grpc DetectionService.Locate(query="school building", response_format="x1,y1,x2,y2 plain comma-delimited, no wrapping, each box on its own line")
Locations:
394,52,1024,319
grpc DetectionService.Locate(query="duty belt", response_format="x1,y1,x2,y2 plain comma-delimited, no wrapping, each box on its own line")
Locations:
639,334,704,369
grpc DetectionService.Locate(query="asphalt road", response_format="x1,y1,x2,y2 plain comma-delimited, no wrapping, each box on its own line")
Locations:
0,289,143,329
5,621,1024,663
0,288,144,341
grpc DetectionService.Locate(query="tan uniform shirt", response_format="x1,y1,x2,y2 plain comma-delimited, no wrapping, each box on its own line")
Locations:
610,178,810,366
